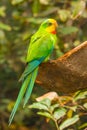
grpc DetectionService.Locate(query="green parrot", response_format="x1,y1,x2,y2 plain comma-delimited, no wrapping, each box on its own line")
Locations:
9,18,58,125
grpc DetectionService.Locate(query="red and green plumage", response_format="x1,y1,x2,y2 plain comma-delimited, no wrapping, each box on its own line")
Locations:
9,18,58,125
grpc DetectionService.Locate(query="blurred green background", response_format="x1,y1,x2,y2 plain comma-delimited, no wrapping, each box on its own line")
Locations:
0,0,87,130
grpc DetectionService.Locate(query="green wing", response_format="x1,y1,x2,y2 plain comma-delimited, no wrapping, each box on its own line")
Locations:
26,31,56,62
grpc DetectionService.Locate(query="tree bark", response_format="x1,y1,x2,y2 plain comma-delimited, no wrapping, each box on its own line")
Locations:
36,41,87,93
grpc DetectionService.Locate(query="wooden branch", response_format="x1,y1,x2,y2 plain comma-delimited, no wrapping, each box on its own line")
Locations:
37,41,87,93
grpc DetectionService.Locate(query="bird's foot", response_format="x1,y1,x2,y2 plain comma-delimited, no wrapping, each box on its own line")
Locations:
48,59,55,64
36,80,42,84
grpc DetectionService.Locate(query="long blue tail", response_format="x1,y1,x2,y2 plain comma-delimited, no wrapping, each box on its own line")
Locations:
23,67,38,107
9,67,38,125
9,58,45,125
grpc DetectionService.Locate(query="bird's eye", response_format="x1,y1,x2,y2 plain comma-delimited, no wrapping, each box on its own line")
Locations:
48,22,52,26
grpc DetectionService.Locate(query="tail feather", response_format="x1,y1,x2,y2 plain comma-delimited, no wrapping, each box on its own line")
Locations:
9,75,30,125
9,58,45,125
23,67,38,107
19,57,45,82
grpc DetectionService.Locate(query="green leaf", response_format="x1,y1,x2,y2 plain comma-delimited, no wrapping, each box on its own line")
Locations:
71,0,86,19
58,9,70,22
60,115,79,130
53,108,67,120
0,30,5,39
0,22,11,31
29,102,48,111
78,123,87,129
68,106,77,112
11,0,25,5
0,6,6,17
22,32,31,41
40,0,49,5
39,98,51,108
58,26,78,35
74,91,87,101
37,111,53,119
27,17,45,24
50,104,59,112
83,103,87,109
32,0,40,16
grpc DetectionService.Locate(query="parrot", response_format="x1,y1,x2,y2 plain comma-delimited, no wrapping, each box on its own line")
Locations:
9,18,58,125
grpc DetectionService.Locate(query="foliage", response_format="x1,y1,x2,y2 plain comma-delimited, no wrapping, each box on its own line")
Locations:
29,90,87,130
0,0,87,129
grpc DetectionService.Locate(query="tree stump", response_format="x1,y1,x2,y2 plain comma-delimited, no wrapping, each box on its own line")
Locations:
37,41,87,93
